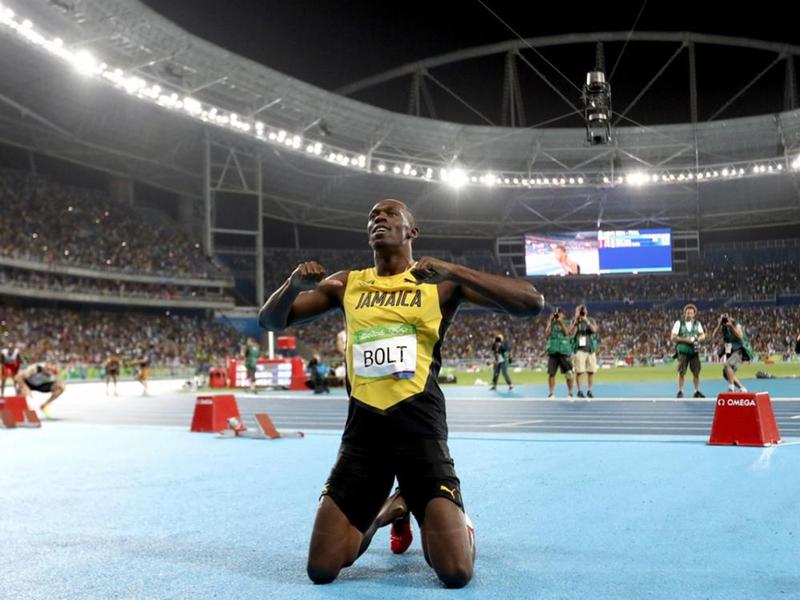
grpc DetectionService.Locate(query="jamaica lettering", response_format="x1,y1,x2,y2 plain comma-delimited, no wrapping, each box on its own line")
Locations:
354,289,422,310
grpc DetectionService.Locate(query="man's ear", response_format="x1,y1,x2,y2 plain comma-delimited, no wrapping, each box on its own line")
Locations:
407,225,420,240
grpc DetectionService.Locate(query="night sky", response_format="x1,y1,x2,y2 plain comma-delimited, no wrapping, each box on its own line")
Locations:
143,1,800,125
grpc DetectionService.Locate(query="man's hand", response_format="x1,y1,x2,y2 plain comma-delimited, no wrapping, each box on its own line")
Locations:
289,262,343,291
410,256,455,284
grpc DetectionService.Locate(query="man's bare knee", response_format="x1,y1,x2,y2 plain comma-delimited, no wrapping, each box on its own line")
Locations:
435,562,473,589
306,559,341,585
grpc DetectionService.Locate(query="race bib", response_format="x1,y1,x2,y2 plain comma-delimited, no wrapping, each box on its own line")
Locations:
725,343,732,355
579,336,587,347
352,323,417,379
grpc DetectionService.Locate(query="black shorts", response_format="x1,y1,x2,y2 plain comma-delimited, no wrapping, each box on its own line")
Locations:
25,379,54,393
107,368,120,377
321,439,463,533
547,353,573,377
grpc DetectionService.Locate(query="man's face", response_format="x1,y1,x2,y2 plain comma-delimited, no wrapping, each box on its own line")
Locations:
367,200,418,248
685,307,696,320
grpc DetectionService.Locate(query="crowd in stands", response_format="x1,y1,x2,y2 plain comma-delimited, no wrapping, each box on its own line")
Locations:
0,170,227,279
0,267,230,302
536,264,800,303
0,306,241,367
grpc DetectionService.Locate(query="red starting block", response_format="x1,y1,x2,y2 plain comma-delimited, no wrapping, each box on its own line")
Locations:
709,392,781,447
1,409,16,429
190,394,241,433
18,410,42,428
255,413,304,439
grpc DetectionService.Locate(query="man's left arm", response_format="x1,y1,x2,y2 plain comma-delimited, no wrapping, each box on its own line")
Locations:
412,256,544,317
729,322,744,339
585,318,598,334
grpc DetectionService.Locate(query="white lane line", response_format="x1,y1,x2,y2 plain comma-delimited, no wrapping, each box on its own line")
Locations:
488,419,544,428
235,395,800,402
751,446,776,471
468,424,713,431
790,415,800,419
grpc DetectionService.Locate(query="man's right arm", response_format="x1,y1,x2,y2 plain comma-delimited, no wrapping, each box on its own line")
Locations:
257,262,346,332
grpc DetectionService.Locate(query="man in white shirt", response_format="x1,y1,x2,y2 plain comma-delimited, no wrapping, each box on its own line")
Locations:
670,304,706,398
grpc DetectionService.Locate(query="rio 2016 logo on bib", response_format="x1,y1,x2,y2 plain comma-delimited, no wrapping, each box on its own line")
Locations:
352,323,417,379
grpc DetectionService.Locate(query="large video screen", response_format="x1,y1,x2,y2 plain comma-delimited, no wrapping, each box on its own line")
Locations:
524,229,672,276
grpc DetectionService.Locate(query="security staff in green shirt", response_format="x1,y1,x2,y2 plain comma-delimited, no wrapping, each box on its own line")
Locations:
545,307,575,399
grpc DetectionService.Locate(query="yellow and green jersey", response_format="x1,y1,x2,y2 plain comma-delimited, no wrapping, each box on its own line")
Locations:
342,265,449,441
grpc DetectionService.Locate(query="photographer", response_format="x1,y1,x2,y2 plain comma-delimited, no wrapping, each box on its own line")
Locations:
710,313,755,393
305,354,331,394
545,307,575,399
795,332,800,355
570,304,598,398
671,304,706,398
490,334,513,391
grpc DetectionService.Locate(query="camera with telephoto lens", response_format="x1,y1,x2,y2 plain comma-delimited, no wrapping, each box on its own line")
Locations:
579,306,587,317
552,308,561,321
721,315,729,325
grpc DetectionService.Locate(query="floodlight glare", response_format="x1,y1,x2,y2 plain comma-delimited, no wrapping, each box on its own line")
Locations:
442,167,469,189
626,171,648,186
72,49,99,76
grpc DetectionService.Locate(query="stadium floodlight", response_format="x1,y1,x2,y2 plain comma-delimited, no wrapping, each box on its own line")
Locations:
441,167,468,188
480,173,497,186
71,49,100,76
625,171,649,186
792,156,800,171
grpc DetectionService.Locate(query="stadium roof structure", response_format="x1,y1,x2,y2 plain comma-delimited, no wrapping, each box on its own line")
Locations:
0,0,799,240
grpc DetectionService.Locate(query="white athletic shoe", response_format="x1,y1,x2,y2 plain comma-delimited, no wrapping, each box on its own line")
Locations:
739,386,748,393
547,394,554,399
728,385,735,392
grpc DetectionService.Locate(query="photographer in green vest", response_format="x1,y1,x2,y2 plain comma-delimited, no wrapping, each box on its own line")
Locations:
710,312,755,393
545,307,575,399
569,304,598,398
671,304,706,398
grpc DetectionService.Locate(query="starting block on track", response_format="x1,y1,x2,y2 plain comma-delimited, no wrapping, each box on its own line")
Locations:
17,410,42,428
255,413,304,439
709,392,781,447
215,413,304,439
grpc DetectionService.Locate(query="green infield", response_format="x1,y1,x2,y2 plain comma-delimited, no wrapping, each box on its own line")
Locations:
442,359,800,385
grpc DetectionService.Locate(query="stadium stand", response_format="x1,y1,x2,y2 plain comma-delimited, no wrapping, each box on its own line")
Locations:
0,169,228,279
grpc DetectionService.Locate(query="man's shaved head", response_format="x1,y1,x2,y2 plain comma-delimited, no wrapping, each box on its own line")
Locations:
371,198,416,228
